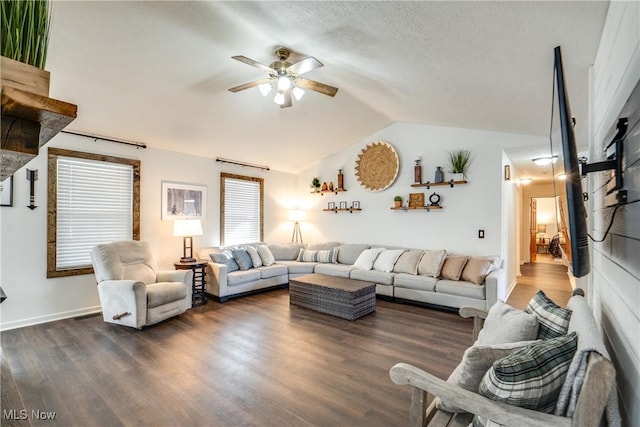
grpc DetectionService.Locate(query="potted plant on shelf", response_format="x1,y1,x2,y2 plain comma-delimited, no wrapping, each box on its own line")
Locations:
394,195,403,208
310,177,321,192
447,149,471,182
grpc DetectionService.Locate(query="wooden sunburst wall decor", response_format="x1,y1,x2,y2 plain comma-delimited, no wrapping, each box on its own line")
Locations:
354,141,399,191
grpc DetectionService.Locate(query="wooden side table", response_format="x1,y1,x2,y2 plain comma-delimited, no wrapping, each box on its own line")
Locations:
174,261,208,307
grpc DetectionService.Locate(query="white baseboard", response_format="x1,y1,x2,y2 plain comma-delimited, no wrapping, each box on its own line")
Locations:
0,306,102,331
504,279,518,301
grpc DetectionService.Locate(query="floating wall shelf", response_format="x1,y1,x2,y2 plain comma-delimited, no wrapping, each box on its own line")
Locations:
411,180,468,189
312,188,347,195
323,208,361,213
390,206,442,211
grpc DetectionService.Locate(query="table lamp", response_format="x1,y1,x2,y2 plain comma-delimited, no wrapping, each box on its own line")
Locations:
173,219,203,262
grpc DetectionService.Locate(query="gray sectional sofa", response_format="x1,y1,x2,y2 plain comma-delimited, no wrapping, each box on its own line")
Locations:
196,242,504,310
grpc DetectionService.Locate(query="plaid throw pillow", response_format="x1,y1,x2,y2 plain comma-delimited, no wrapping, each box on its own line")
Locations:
525,290,572,339
474,332,578,426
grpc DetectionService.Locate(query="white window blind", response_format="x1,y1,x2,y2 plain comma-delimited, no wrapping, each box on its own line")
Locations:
223,177,261,246
56,156,133,269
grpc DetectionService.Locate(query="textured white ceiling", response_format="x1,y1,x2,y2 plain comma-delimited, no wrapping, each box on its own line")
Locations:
46,1,608,174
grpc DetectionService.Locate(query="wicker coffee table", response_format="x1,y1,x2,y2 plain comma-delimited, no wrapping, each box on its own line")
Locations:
289,274,376,321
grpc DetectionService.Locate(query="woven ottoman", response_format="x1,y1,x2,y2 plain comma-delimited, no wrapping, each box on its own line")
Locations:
289,273,376,321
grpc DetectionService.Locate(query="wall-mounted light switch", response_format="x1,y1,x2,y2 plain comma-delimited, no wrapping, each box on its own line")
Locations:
478,230,485,239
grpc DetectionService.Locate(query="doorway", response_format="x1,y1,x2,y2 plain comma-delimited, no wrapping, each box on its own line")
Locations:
529,197,559,264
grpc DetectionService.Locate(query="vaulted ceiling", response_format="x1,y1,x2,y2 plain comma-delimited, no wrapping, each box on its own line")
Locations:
47,1,608,174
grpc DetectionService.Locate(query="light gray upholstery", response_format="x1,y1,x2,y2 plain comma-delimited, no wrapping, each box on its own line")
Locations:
436,280,486,299
91,240,192,329
350,269,395,285
314,263,354,278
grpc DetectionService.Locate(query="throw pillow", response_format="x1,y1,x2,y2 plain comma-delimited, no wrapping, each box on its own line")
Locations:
417,249,447,277
353,247,385,270
210,251,239,273
461,257,494,285
525,290,572,340
440,255,469,280
297,249,318,262
316,249,338,263
477,332,577,418
232,248,253,271
256,244,275,267
393,250,424,275
336,243,369,265
373,249,405,273
245,245,262,268
436,340,537,413
476,300,539,346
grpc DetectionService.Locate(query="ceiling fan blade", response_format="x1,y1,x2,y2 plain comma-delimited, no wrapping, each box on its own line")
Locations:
228,78,271,93
295,78,339,97
231,55,276,74
286,56,323,76
280,91,292,108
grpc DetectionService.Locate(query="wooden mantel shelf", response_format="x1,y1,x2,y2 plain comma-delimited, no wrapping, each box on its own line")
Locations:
1,82,77,180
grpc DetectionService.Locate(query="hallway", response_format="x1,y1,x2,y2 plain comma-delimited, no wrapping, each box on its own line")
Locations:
506,258,573,309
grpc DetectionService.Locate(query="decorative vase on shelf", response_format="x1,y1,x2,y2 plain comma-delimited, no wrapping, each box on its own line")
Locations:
337,169,344,190
435,166,444,183
414,159,422,184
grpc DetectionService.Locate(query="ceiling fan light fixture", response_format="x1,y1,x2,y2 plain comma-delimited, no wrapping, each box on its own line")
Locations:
258,83,272,96
277,76,291,91
273,91,285,105
292,86,305,101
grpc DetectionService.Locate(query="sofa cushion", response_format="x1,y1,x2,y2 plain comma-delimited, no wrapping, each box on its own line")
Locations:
210,251,240,273
461,257,494,285
417,249,447,277
476,300,539,346
435,279,485,300
232,248,254,271
314,263,354,278
258,264,287,279
525,290,572,340
276,260,317,275
437,340,537,412
393,273,437,292
373,249,404,272
477,332,577,418
350,269,395,285
256,244,275,266
307,241,341,250
146,282,188,308
440,255,469,280
245,245,263,268
297,249,318,262
393,250,424,275
353,247,385,270
268,243,304,261
336,243,369,265
227,269,261,286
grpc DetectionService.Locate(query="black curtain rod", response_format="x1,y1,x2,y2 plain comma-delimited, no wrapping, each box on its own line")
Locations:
216,157,270,171
61,130,147,149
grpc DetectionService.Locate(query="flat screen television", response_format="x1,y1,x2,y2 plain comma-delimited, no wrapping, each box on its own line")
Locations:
552,46,590,277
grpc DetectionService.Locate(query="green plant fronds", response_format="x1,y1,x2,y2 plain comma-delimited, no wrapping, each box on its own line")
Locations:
1,0,51,69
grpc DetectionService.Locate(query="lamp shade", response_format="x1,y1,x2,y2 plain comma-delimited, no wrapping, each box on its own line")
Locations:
537,224,547,234
288,209,305,222
173,219,203,237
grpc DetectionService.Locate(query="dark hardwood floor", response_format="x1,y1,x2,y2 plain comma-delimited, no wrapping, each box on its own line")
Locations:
1,261,572,427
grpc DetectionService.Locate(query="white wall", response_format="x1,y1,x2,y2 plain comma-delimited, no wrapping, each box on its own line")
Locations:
0,133,296,330
589,1,640,425
501,152,520,297
296,122,544,301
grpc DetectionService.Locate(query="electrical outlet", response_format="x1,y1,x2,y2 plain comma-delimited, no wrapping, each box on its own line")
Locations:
478,230,485,239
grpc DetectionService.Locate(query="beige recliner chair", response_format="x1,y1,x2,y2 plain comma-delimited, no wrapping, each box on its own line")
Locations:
91,240,192,329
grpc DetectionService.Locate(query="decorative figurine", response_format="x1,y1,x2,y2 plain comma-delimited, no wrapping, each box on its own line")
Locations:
328,181,334,191
321,182,328,191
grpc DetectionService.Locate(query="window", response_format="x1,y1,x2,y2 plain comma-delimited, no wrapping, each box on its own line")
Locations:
220,173,263,246
47,148,140,278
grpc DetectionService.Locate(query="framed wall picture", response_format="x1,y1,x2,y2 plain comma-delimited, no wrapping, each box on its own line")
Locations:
352,201,360,209
409,193,425,208
328,202,336,210
339,201,348,210
161,181,206,220
1,176,13,207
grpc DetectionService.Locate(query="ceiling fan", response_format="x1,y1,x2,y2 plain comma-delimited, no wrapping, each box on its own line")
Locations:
228,47,339,108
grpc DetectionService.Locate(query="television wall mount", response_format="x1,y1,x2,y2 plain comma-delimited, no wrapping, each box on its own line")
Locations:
580,117,627,203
